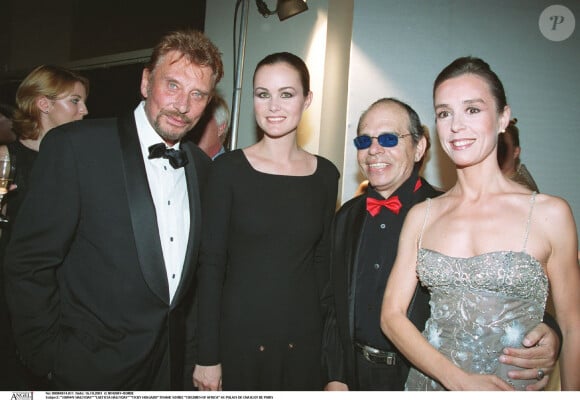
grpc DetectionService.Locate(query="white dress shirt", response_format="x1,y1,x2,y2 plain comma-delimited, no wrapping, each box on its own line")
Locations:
134,102,190,303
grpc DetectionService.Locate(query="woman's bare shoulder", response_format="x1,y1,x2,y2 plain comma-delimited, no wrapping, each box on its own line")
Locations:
535,192,573,218
531,193,576,246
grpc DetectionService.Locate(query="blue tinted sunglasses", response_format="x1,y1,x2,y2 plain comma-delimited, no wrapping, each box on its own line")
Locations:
353,132,412,150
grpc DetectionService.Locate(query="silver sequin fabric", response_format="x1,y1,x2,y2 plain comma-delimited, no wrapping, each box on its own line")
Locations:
405,249,548,391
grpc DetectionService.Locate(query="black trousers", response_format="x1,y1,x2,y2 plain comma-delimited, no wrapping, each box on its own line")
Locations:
354,351,409,391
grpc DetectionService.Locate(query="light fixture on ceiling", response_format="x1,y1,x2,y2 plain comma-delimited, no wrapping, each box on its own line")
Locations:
229,0,309,150
255,0,309,21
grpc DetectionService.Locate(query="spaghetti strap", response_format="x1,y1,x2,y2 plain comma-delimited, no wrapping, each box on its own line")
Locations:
418,198,432,249
522,192,537,252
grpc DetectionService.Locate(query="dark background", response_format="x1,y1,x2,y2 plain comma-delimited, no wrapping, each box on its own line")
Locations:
0,0,206,119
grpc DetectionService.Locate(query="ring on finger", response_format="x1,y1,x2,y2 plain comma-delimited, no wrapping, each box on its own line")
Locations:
536,368,545,380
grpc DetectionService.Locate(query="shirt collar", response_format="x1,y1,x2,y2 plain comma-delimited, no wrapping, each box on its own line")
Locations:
212,146,226,160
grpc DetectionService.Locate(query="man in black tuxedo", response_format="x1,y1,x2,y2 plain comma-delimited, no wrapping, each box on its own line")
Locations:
324,98,560,390
4,29,223,390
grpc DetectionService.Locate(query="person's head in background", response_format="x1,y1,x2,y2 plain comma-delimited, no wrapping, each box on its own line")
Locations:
0,103,17,144
195,95,230,159
497,118,521,176
13,65,89,151
497,117,539,192
354,98,428,199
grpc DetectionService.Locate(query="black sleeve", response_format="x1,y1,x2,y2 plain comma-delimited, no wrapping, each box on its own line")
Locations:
316,158,345,384
4,128,80,376
196,156,233,365
321,257,347,383
321,212,347,384
183,145,211,387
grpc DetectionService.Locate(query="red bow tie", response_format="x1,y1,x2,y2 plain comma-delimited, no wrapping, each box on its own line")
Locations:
366,196,402,217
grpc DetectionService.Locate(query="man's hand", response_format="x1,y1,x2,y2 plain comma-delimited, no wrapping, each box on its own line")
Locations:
324,381,348,391
499,322,559,390
193,364,222,391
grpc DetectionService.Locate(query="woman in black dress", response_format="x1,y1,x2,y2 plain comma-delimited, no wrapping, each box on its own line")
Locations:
194,52,339,390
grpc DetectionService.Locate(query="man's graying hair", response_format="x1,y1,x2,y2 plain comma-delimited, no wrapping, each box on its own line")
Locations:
146,29,224,87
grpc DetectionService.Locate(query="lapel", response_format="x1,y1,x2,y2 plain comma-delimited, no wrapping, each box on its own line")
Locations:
170,142,201,307
117,114,169,305
347,196,368,338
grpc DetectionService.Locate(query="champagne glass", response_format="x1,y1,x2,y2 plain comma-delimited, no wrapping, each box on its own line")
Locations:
0,152,16,224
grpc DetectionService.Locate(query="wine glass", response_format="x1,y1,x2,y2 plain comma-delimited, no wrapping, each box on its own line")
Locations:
0,152,16,224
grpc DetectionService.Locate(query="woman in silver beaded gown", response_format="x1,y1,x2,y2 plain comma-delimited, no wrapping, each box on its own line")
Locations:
380,57,580,390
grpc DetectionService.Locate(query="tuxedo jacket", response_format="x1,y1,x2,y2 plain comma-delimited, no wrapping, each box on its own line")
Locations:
4,114,211,390
323,173,441,389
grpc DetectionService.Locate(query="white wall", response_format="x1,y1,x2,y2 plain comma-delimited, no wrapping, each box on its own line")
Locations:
204,0,330,152
205,0,580,239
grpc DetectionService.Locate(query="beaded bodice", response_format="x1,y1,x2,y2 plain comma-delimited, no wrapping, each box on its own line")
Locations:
418,249,548,310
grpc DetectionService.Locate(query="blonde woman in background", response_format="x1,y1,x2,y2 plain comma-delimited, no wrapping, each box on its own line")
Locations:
0,64,88,390
5,65,89,214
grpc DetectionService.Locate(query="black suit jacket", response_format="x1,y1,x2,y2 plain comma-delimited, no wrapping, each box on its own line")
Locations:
323,171,441,389
4,114,211,390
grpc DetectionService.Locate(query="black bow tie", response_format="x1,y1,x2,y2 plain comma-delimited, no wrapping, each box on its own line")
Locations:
148,143,188,169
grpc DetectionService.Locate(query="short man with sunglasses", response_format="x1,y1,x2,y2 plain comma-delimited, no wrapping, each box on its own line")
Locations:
323,98,560,391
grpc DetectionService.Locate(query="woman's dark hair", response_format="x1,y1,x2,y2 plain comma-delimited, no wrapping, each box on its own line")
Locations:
433,56,507,112
253,52,310,95
504,117,520,147
497,118,520,167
